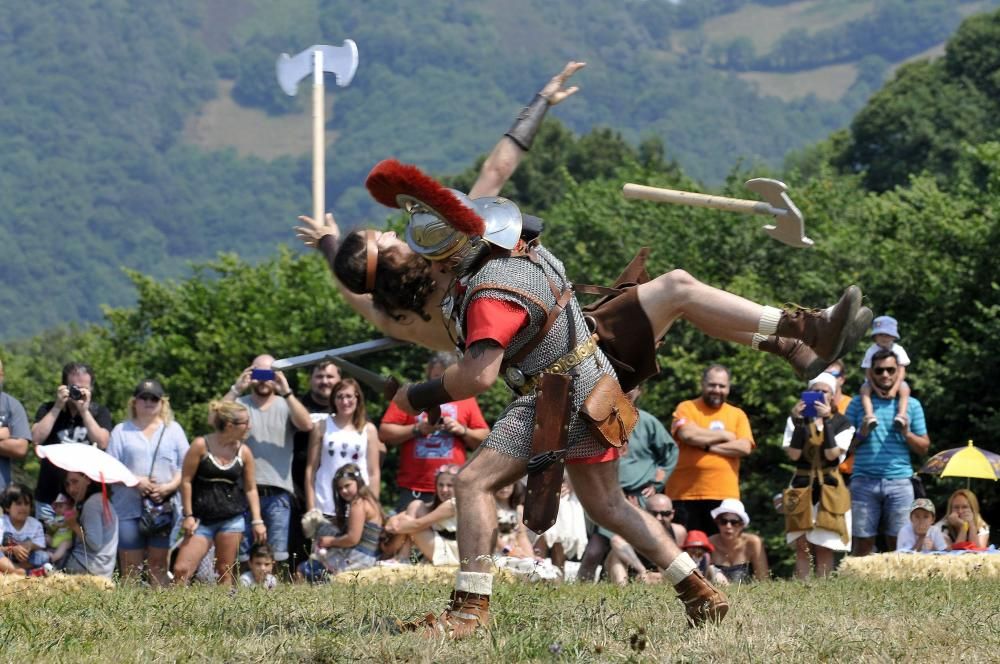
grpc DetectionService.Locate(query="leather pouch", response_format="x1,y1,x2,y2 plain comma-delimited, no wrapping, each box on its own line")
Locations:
783,485,813,532
579,375,638,449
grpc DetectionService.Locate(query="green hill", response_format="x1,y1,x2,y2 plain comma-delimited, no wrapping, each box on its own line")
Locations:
0,0,997,339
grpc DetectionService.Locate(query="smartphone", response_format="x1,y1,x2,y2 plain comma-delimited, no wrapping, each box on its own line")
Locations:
801,390,824,418
251,368,276,382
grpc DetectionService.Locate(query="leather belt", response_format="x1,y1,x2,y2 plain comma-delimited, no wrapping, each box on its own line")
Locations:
504,335,598,397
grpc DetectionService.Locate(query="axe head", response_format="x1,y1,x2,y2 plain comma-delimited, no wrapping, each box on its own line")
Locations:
276,40,359,96
745,178,813,249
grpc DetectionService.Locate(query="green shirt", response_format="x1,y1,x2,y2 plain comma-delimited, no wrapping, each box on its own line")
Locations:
617,409,677,494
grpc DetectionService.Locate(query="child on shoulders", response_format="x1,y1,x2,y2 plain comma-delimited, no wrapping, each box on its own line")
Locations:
860,316,912,436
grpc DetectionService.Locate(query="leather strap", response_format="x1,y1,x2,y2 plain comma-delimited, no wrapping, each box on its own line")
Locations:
364,230,378,292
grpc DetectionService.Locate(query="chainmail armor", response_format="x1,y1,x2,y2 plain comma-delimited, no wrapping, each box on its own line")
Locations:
455,245,617,460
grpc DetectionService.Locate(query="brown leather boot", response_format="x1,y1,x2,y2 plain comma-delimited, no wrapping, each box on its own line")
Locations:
757,336,828,380
674,569,729,626
398,590,491,638
776,286,862,362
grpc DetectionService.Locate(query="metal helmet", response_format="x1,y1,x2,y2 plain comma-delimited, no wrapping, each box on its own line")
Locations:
366,159,523,262
403,190,523,261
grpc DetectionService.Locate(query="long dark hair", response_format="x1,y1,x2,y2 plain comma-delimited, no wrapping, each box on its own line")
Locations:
332,463,384,532
333,231,436,322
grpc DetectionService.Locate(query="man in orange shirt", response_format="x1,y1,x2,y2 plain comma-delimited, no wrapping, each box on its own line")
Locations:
667,364,754,534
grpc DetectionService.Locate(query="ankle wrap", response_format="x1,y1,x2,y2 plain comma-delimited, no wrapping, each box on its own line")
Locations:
455,571,493,596
756,306,782,338
664,552,698,586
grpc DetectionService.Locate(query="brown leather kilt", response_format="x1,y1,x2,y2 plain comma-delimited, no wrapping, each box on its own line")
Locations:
581,248,660,393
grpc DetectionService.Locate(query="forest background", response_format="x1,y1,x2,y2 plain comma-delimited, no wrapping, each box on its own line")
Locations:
2,0,999,575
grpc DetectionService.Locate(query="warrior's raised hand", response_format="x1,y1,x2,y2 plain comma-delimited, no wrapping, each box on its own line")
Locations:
295,212,341,249
539,61,586,105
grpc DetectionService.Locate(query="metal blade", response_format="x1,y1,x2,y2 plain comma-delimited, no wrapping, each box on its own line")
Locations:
329,356,398,399
272,337,406,371
275,40,359,96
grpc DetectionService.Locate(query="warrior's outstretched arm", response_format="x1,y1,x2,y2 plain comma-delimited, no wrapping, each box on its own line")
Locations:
469,61,585,198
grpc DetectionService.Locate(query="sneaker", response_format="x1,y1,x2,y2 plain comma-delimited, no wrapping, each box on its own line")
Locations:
893,415,908,431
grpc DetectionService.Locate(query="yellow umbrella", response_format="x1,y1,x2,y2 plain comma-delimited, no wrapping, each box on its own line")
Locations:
920,440,1000,487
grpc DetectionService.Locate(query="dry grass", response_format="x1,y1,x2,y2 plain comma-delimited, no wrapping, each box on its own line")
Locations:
839,552,1000,581
738,63,858,101
699,0,875,54
181,80,340,160
1,573,998,662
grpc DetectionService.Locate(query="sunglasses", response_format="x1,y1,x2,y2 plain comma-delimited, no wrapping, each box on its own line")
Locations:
137,394,161,403
873,366,897,375
827,369,842,378
716,517,743,527
647,510,674,518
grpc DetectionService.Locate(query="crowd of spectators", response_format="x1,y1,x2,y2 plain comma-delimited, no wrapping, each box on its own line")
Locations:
0,315,993,585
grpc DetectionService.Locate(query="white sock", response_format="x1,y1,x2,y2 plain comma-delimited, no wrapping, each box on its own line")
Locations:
663,552,698,586
455,571,493,596
753,305,783,350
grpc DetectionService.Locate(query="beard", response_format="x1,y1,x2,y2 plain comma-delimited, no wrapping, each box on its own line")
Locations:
704,393,724,408
253,382,273,397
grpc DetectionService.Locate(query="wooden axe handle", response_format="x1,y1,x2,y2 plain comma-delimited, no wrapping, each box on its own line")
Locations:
622,183,777,217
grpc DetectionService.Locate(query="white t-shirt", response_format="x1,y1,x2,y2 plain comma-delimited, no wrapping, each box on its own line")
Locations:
239,570,277,588
895,521,948,552
861,342,910,368
1,514,46,548
314,417,370,515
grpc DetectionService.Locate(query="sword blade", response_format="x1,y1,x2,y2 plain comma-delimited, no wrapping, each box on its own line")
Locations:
329,356,398,399
272,337,406,371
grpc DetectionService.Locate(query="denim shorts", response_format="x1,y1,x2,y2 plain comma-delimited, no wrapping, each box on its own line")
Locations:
851,476,914,539
119,516,172,551
193,513,246,540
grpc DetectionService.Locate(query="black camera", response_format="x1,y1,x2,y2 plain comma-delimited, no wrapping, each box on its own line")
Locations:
68,384,84,401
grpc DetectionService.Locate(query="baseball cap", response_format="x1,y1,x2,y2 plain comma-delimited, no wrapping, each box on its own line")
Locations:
910,497,935,516
682,530,715,553
133,378,165,399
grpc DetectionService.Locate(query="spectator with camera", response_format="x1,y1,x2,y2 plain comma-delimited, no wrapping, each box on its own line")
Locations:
379,352,489,513
224,354,313,568
0,358,32,494
107,379,190,586
781,372,854,579
31,362,113,516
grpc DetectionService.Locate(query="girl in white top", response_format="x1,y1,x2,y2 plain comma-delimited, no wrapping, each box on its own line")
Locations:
306,378,381,516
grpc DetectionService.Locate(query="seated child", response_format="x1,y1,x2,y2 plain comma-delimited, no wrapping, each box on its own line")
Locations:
382,464,459,565
860,316,911,436
45,493,74,564
895,498,947,553
494,483,533,558
239,543,278,589
682,530,728,586
1,483,50,572
299,463,384,583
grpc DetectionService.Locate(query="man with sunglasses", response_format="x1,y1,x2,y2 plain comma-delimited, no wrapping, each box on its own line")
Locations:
845,349,930,555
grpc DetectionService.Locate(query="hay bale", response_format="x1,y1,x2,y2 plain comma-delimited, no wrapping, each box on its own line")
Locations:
0,572,114,600
330,563,460,584
838,553,1000,581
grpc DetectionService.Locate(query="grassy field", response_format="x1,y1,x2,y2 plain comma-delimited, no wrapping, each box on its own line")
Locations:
738,62,858,101
181,81,340,160
3,575,998,662
699,0,875,54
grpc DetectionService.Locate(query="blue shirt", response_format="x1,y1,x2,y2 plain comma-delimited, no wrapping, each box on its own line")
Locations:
107,420,190,519
846,395,927,479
